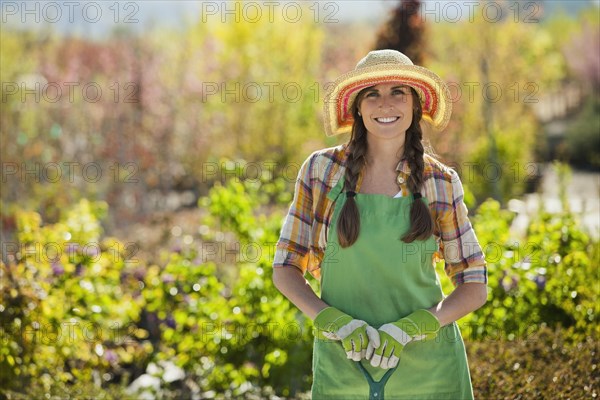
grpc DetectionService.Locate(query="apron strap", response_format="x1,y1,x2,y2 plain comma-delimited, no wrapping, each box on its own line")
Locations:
326,176,346,201
355,362,398,400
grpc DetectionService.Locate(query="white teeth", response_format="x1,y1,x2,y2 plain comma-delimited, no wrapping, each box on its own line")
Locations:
375,117,399,123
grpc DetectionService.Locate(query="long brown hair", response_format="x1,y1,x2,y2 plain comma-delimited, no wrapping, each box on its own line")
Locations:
336,86,434,247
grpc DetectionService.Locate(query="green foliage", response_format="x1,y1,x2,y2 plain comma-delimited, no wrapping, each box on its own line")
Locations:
2,159,598,398
2,381,130,400
199,158,292,242
195,0,324,163
428,7,567,203
195,163,313,396
1,11,325,231
460,163,599,342
1,199,146,393
2,3,598,397
1,164,311,398
565,94,600,169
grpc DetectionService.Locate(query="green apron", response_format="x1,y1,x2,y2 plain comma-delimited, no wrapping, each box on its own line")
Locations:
311,178,474,400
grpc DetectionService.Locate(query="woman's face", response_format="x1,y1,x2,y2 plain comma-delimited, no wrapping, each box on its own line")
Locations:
357,82,414,140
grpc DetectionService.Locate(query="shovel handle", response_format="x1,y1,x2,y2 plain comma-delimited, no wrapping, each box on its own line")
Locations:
355,361,398,400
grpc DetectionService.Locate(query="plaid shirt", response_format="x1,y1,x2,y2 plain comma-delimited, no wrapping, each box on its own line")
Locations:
273,143,487,287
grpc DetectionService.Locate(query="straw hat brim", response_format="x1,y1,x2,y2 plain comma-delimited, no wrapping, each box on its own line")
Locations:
323,64,452,136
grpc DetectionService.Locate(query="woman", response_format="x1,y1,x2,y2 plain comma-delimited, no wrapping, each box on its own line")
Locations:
273,50,488,399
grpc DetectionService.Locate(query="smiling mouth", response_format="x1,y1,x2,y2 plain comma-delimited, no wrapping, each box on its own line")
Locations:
374,116,400,124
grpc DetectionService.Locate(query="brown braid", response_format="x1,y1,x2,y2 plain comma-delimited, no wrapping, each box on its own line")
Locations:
336,90,369,247
336,87,434,248
401,88,434,242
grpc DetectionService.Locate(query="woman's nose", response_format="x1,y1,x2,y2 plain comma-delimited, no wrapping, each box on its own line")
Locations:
378,95,393,108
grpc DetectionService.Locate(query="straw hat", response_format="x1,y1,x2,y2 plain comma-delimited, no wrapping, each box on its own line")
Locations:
323,49,452,136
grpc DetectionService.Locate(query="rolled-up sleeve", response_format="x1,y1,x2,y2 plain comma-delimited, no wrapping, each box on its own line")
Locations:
438,169,488,287
273,153,315,275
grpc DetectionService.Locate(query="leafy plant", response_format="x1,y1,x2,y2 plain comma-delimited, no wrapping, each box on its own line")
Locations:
2,161,597,398
460,163,599,342
1,199,147,393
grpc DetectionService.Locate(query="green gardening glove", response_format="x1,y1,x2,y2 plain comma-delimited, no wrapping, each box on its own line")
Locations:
369,309,440,369
314,307,381,362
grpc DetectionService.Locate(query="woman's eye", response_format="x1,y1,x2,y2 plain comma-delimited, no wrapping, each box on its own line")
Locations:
365,89,406,97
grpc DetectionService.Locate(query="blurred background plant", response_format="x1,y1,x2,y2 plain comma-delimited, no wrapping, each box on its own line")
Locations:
1,0,598,398
2,159,597,398
457,162,598,343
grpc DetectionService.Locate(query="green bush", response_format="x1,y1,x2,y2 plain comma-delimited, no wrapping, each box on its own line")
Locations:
1,162,312,398
460,163,599,342
566,94,600,169
195,164,312,396
2,160,597,398
0,199,147,393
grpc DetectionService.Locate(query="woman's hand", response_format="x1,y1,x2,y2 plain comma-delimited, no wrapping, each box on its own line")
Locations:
273,267,380,361
368,281,487,370
314,307,381,361
370,309,440,369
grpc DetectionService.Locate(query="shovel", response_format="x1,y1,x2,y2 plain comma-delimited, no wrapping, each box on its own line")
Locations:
355,361,399,400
